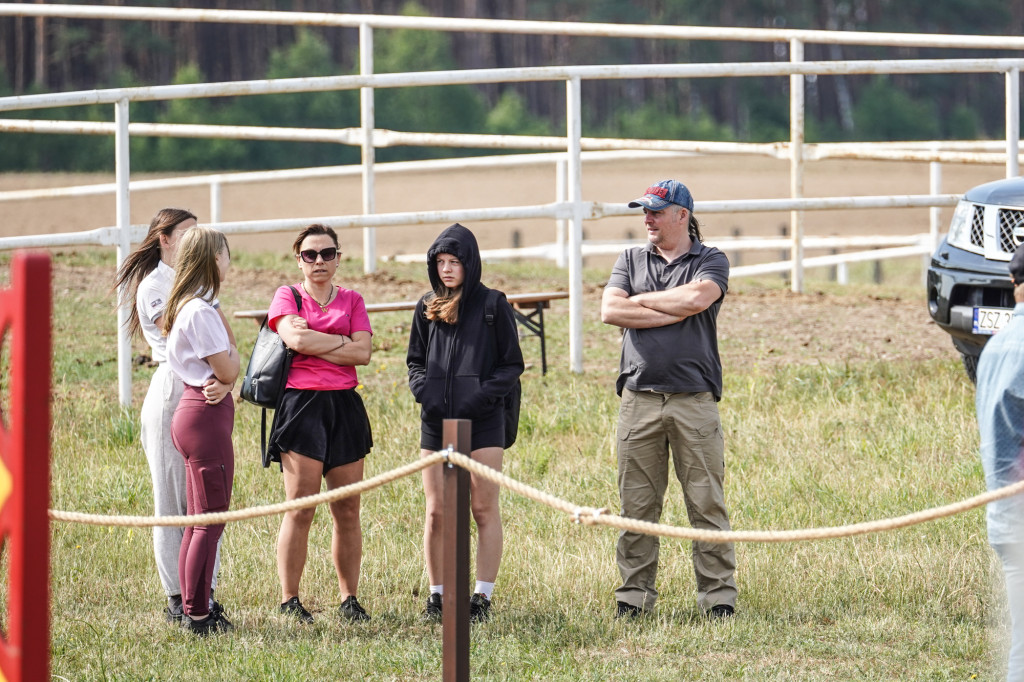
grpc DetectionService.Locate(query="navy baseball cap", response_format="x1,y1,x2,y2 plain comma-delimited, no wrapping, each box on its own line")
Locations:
1011,243,1024,284
628,179,694,212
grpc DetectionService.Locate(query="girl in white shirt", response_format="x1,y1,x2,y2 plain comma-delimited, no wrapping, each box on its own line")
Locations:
163,226,239,636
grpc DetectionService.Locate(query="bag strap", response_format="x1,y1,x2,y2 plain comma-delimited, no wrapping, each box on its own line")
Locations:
484,288,503,326
260,407,269,465
258,285,303,469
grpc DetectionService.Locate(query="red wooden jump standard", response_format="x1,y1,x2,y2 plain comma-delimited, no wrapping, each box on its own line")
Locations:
0,253,52,682
442,419,471,682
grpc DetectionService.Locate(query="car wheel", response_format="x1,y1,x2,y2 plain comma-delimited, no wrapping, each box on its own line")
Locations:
960,351,979,384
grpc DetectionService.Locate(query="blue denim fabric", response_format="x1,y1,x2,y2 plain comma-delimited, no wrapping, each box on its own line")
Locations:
977,302,1024,546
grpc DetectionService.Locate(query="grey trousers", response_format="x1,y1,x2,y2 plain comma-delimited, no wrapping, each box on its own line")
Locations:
614,389,737,612
140,364,219,597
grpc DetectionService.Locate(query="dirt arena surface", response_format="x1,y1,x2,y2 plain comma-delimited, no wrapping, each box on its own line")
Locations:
14,154,979,370
718,285,954,369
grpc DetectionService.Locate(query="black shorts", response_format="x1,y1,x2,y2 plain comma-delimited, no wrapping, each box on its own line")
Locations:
420,406,504,452
268,388,372,473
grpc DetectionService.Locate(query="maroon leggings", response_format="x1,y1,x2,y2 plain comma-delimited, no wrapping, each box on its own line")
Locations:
171,385,234,617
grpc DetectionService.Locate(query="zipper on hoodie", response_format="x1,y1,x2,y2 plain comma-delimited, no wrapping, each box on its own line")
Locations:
442,326,458,418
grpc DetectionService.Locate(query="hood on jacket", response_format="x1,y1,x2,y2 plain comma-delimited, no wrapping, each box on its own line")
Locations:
426,223,483,300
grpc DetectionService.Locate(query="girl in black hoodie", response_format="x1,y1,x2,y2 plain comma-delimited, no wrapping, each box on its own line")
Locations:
407,223,524,623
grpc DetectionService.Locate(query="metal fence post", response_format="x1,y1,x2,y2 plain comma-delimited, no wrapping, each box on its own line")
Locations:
927,157,942,284
789,38,805,294
555,158,568,269
442,419,472,682
566,76,584,374
114,97,133,407
778,224,789,281
837,260,849,285
1006,66,1020,179
209,177,222,225
360,22,377,274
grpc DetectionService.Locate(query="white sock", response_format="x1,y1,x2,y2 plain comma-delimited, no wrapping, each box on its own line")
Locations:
474,581,494,599
430,585,443,596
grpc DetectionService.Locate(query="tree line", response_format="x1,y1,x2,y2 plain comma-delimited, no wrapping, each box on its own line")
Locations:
2,0,1024,172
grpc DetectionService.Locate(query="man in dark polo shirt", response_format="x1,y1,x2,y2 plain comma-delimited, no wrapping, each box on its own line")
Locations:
601,179,737,620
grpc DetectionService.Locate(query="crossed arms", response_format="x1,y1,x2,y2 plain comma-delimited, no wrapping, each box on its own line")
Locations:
276,314,372,366
600,279,723,329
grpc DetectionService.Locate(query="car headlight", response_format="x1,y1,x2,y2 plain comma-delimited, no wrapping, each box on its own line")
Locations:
946,199,976,251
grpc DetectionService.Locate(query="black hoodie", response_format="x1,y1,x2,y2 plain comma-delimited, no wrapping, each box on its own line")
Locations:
406,224,525,422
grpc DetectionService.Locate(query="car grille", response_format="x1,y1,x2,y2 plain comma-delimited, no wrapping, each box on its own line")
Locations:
998,208,1024,254
970,205,985,248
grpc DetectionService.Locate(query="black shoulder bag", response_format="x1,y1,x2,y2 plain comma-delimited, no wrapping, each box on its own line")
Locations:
240,285,301,467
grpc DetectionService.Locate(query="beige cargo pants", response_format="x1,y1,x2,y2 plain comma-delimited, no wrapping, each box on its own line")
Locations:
614,388,737,612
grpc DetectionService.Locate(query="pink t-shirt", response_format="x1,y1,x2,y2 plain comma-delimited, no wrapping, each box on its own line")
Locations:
268,284,372,391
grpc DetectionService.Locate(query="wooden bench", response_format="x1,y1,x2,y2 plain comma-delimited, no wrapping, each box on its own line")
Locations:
234,291,569,375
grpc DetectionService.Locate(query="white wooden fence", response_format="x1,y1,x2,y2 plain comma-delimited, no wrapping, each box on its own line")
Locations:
0,3,1020,403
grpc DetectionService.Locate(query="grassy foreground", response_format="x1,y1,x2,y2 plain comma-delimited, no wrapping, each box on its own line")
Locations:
28,251,1003,680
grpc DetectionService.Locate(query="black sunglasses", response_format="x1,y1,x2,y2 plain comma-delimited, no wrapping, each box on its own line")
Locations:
299,247,338,263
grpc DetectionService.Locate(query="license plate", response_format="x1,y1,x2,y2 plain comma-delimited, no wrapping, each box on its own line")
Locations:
973,307,1014,335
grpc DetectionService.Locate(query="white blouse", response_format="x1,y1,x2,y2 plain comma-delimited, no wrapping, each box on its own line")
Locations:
167,297,230,387
137,261,219,364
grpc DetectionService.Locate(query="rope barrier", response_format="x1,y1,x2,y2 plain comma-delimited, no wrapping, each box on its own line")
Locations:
48,447,1024,543
49,452,444,527
443,451,1024,543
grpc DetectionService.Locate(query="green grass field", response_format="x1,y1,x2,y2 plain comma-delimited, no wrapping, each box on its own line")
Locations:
27,251,1004,680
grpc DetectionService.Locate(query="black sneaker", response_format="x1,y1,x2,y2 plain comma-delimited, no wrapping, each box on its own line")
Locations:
422,593,443,623
615,601,642,619
280,596,314,623
338,595,370,622
469,593,491,623
164,595,184,623
181,611,233,636
707,604,735,620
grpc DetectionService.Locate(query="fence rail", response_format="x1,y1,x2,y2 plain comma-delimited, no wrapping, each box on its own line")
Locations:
0,198,953,252
7,3,1024,50
4,58,1024,115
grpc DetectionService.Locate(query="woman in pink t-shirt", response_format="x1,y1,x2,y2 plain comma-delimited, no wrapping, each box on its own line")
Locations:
265,223,374,624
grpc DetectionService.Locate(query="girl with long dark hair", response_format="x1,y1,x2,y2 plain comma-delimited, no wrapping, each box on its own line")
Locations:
113,208,226,622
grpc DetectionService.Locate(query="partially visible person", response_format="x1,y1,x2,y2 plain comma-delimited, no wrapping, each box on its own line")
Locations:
976,244,1024,682
407,223,524,623
164,226,239,635
266,224,374,624
600,179,737,619
113,208,223,622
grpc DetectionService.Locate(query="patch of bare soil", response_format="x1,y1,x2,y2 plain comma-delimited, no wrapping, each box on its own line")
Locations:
717,288,954,369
